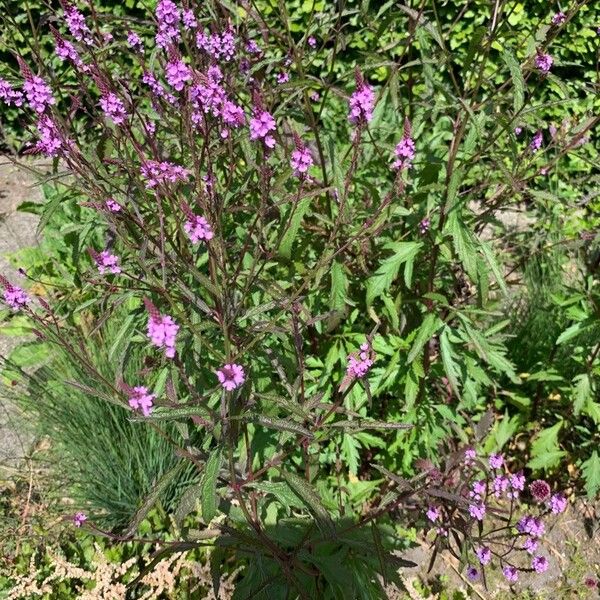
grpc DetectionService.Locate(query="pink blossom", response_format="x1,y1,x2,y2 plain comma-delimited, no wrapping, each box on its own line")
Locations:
547,493,567,514
155,0,181,48
517,515,545,538
346,342,375,379
276,72,290,84
105,198,121,212
475,546,492,566
470,480,486,501
246,40,261,54
419,218,430,235
535,53,553,73
514,126,523,136
426,506,440,522
146,303,179,359
141,160,189,188
127,385,155,416
73,512,87,527
489,453,504,469
23,75,55,113
64,4,93,45
2,283,30,311
529,479,551,502
503,565,518,582
216,363,245,391
99,92,127,124
392,136,416,170
523,536,538,555
196,28,236,62
92,249,121,274
127,31,144,52
348,74,375,124
34,115,66,157
165,59,192,91
551,12,566,25
493,475,509,498
466,566,479,581
183,211,214,244
182,9,197,29
308,36,317,48
530,130,543,152
0,78,23,106
469,503,486,521
54,36,82,67
532,555,548,573
250,110,277,148
290,145,313,177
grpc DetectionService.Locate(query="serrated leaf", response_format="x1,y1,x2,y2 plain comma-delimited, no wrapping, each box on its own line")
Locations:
248,481,303,508
440,327,460,397
572,373,590,415
108,314,136,362
201,447,223,523
134,405,212,422
407,313,442,364
330,260,349,311
556,321,586,345
280,470,336,538
366,242,422,305
278,197,311,259
502,50,525,112
250,415,313,439
582,452,600,498
446,214,478,283
342,433,360,475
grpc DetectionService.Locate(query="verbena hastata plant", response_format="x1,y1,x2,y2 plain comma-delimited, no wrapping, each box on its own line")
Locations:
0,0,598,596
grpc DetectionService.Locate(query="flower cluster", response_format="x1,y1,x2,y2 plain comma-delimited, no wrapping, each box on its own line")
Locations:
348,72,375,125
535,52,553,73
530,130,543,152
165,58,192,91
127,31,144,52
181,202,214,244
249,109,277,148
392,136,416,170
23,75,55,114
142,71,177,106
0,78,24,107
425,448,567,584
290,138,313,177
346,342,375,379
1,277,30,311
182,9,198,30
99,92,127,124
216,363,245,391
140,160,189,189
551,12,566,25
105,198,122,212
73,512,87,527
127,385,155,416
34,116,67,157
155,0,181,48
91,249,121,275
63,2,93,45
196,27,236,62
145,299,179,359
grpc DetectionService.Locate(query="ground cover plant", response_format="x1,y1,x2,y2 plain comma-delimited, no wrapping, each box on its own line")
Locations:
1,0,599,597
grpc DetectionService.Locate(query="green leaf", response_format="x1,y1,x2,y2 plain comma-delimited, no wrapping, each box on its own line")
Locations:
407,313,442,364
572,373,590,415
248,481,302,509
556,321,587,345
249,415,313,439
480,241,508,296
135,405,212,422
342,433,360,475
439,328,461,397
280,470,336,538
446,213,478,283
502,50,525,113
108,313,136,362
201,446,223,523
527,421,565,471
581,451,600,498
278,197,311,259
366,242,422,305
330,260,349,311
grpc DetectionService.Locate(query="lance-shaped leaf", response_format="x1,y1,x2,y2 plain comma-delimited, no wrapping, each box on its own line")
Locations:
440,327,461,397
280,470,336,538
407,313,443,363
201,446,223,523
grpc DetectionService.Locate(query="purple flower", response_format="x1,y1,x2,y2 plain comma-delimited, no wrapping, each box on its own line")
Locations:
0,78,23,107
529,479,551,502
35,116,67,157
54,35,82,67
514,126,523,136
530,130,543,152
92,249,121,274
535,53,553,73
99,92,127,124
128,385,155,417
64,4,93,45
523,536,538,555
517,515,545,538
23,75,55,113
127,31,144,52
392,136,416,170
547,493,567,514
2,283,30,311
475,546,492,566
183,211,214,244
290,144,313,177
145,299,178,359
551,12,566,25
182,9,198,30
426,506,440,522
466,566,479,581
73,512,87,527
216,363,245,391
464,447,477,465
276,71,290,84
155,0,181,48
105,198,121,212
308,36,317,48
141,160,189,189
165,59,192,91
503,565,519,582
489,453,504,469
347,343,375,379
348,77,375,125
196,28,236,62
418,218,430,235
469,503,486,521
493,475,509,498
470,480,486,501
532,555,549,573
250,110,277,148
246,40,261,55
